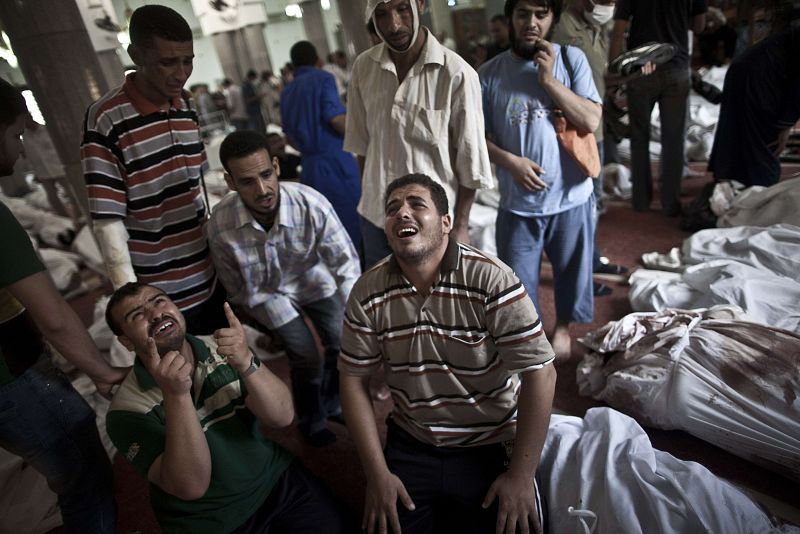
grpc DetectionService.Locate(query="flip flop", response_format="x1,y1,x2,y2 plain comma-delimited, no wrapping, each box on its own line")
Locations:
593,282,613,297
609,42,677,76
594,262,628,275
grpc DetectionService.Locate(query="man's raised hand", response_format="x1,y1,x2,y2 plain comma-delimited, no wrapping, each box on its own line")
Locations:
144,337,192,396
213,302,251,373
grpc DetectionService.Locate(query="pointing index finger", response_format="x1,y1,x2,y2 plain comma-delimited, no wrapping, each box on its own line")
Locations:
146,337,161,363
223,302,241,329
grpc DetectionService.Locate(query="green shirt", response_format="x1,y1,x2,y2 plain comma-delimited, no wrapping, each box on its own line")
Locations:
107,334,292,533
0,200,46,385
551,6,611,141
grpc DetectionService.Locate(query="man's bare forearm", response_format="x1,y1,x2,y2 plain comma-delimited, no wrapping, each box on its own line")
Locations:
341,373,391,481
9,271,123,384
508,366,556,478
540,76,602,134
151,393,211,500
243,364,295,428
608,20,627,63
453,185,476,235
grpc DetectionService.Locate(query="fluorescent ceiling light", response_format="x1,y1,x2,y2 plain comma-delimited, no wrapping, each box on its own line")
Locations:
285,4,303,18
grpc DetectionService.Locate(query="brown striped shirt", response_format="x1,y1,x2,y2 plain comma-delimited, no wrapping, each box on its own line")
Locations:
339,239,554,447
81,73,215,310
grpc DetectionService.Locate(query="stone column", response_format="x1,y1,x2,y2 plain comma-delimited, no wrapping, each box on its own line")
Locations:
301,1,331,59
212,31,245,82
0,0,113,218
336,0,372,58
242,23,272,74
96,49,125,89
427,0,455,43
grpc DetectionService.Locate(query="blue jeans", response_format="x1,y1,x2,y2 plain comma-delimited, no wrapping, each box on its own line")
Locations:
496,199,594,324
593,141,605,270
361,216,393,269
627,67,690,213
272,296,343,436
0,356,116,533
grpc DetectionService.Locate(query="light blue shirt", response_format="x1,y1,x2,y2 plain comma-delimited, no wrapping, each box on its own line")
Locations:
479,45,600,216
206,182,361,329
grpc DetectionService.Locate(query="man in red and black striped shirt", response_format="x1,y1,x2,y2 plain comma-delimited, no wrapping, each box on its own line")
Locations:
81,5,225,334
340,174,556,534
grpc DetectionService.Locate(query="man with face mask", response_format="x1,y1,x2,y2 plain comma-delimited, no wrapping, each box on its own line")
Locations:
344,0,494,268
551,0,629,297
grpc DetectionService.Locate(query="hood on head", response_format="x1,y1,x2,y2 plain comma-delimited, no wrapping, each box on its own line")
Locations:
365,0,421,54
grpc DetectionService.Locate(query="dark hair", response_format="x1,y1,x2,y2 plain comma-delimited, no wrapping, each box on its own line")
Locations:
0,78,26,127
105,282,164,336
246,69,257,79
384,174,449,216
290,41,319,68
490,13,508,24
219,129,272,173
504,0,562,26
129,5,192,48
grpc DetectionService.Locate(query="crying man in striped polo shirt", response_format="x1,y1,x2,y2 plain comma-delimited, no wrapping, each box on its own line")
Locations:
340,173,557,534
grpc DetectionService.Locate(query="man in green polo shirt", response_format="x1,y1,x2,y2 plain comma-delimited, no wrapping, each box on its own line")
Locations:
105,282,348,532
0,77,126,532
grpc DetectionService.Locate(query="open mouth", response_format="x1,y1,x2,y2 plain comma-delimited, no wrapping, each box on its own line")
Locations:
257,195,274,207
396,225,419,239
150,317,176,338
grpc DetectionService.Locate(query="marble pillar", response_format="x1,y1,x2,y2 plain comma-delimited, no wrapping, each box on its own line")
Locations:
242,24,272,74
301,1,331,60
96,49,125,89
428,0,456,43
212,31,245,83
0,0,113,218
336,0,372,58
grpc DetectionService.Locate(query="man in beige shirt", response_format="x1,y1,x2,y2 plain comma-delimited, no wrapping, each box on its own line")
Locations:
344,0,494,267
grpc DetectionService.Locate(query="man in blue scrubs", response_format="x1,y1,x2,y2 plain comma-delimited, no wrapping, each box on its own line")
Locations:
280,40,362,248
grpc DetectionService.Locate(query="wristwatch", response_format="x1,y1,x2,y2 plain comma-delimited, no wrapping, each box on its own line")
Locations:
240,355,259,377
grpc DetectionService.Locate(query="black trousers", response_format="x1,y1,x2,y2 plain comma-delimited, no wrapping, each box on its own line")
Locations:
232,462,353,533
385,420,547,534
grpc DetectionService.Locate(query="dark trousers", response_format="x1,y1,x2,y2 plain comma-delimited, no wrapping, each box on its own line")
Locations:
0,356,117,533
271,296,343,436
385,421,547,534
232,462,352,533
627,67,690,213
